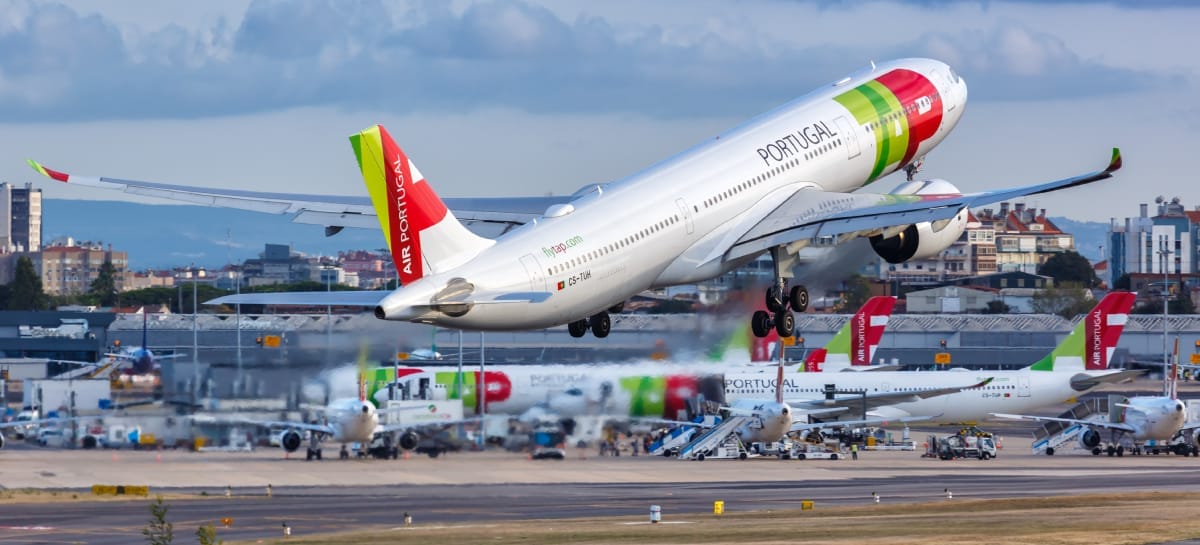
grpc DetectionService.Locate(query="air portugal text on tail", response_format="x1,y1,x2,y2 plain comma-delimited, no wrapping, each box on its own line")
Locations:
74,58,1116,335
352,125,493,288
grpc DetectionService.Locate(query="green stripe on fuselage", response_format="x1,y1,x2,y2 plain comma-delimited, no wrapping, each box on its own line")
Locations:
833,80,907,183
620,375,666,417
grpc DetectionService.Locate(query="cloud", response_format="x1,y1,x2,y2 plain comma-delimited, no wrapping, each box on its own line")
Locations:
0,0,1181,122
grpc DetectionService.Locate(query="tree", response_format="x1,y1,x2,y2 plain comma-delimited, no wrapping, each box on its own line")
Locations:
1037,251,1097,288
142,496,174,545
1031,284,1094,319
9,256,48,310
838,274,872,312
89,259,119,307
983,300,1011,314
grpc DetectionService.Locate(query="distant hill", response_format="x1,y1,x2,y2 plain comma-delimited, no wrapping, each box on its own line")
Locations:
1050,217,1109,262
42,199,386,270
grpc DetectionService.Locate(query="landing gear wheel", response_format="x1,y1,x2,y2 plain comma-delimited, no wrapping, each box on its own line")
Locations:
775,311,795,337
751,311,773,338
696,453,706,461
1106,445,1116,457
739,452,748,460
1045,447,1055,456
789,285,809,312
1116,445,1125,457
567,319,588,338
589,312,611,338
830,453,838,460
765,286,786,313
1092,447,1102,456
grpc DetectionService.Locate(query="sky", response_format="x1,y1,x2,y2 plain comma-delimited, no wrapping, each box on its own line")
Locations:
0,0,1196,229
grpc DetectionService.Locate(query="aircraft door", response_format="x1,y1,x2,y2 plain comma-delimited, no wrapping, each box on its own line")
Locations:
834,116,860,159
418,377,430,400
519,254,547,292
675,198,694,234
1018,375,1031,398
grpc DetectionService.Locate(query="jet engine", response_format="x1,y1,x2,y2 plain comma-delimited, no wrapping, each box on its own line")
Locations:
869,179,969,264
280,430,303,453
0,433,6,449
399,430,421,450
1192,428,1200,449
1078,429,1101,449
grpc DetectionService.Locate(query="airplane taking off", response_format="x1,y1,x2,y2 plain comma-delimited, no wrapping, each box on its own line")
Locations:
994,338,1200,456
30,58,1121,338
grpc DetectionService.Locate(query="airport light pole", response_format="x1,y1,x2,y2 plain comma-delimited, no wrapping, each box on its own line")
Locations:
191,265,199,407
1158,234,1172,370
479,331,486,449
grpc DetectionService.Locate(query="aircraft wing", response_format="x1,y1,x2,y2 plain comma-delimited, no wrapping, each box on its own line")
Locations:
190,415,336,437
790,415,930,433
726,148,1121,261
26,160,571,233
788,378,993,413
205,289,552,307
990,413,1138,433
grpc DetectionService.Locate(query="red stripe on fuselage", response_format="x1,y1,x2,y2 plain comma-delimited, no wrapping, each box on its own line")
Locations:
875,69,943,168
664,375,699,420
378,126,449,285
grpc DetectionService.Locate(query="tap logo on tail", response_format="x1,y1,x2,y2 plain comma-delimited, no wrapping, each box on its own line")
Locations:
804,296,896,372
1084,291,1133,370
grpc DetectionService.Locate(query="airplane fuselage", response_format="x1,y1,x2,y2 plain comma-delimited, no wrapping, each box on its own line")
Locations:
378,58,968,329
1119,397,1188,441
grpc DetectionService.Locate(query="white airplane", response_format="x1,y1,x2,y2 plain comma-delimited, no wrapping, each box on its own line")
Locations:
217,375,469,460
994,338,1200,456
29,58,1121,338
379,291,1140,430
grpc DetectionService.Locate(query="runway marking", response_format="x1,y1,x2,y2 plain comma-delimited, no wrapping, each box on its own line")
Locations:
619,521,695,525
0,526,55,530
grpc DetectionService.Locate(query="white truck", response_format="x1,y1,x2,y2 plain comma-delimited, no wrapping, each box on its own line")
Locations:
937,433,998,460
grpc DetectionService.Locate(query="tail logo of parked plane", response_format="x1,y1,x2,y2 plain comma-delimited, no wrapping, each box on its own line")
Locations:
834,69,943,182
1029,291,1134,372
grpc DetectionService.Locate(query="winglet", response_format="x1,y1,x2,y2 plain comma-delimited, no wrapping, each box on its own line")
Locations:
1105,147,1122,174
27,159,70,182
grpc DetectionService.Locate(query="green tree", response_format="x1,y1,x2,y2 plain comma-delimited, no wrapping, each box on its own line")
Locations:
9,256,48,310
837,274,872,312
142,496,173,545
1037,251,1097,288
89,259,119,307
983,300,1011,314
1031,284,1094,319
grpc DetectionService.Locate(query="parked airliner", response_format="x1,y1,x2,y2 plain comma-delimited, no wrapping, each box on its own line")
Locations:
30,58,1120,338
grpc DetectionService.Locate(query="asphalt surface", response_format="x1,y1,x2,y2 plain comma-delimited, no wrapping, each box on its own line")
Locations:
2,441,1199,544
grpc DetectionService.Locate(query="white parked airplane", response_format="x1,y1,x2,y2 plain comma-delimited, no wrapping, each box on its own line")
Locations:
994,338,1200,456
379,291,1140,428
214,375,469,461
29,58,1121,338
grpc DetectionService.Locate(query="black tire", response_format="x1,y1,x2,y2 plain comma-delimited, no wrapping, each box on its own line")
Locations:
798,453,806,460
1116,445,1124,457
789,285,809,312
1046,447,1055,456
751,311,772,338
1092,447,1102,456
765,286,785,313
589,313,611,339
739,452,748,460
697,453,706,461
774,311,795,337
1152,448,1161,455
1107,446,1116,457
981,452,991,460
568,319,588,338
829,453,838,460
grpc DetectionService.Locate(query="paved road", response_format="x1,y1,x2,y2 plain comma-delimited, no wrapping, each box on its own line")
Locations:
2,445,1198,544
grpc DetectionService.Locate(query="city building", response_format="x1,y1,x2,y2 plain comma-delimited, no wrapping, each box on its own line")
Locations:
0,182,42,254
36,239,130,296
1108,197,1198,288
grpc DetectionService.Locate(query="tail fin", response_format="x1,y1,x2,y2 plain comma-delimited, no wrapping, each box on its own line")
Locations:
804,296,896,372
1028,291,1135,372
775,357,785,404
1168,337,1180,399
141,311,148,350
350,125,493,285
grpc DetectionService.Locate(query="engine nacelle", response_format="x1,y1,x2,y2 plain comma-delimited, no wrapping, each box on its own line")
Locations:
870,179,968,264
398,431,421,450
1192,429,1200,449
280,430,303,453
1078,429,1101,449
0,432,6,450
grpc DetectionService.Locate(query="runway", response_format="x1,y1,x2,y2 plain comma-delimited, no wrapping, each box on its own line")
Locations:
2,441,1198,544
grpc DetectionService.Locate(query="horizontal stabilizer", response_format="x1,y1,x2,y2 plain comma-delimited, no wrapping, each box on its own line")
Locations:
206,291,389,307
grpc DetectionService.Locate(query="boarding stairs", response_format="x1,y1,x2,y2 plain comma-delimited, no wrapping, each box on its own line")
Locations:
1031,397,1111,455
676,415,750,460
649,421,709,457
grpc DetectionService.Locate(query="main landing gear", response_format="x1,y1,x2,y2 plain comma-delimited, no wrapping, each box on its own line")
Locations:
751,248,808,338
568,312,611,339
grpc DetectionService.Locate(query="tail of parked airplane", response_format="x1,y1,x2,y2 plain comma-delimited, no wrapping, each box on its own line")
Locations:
1028,291,1135,372
804,296,897,372
1167,337,1180,400
351,125,493,285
